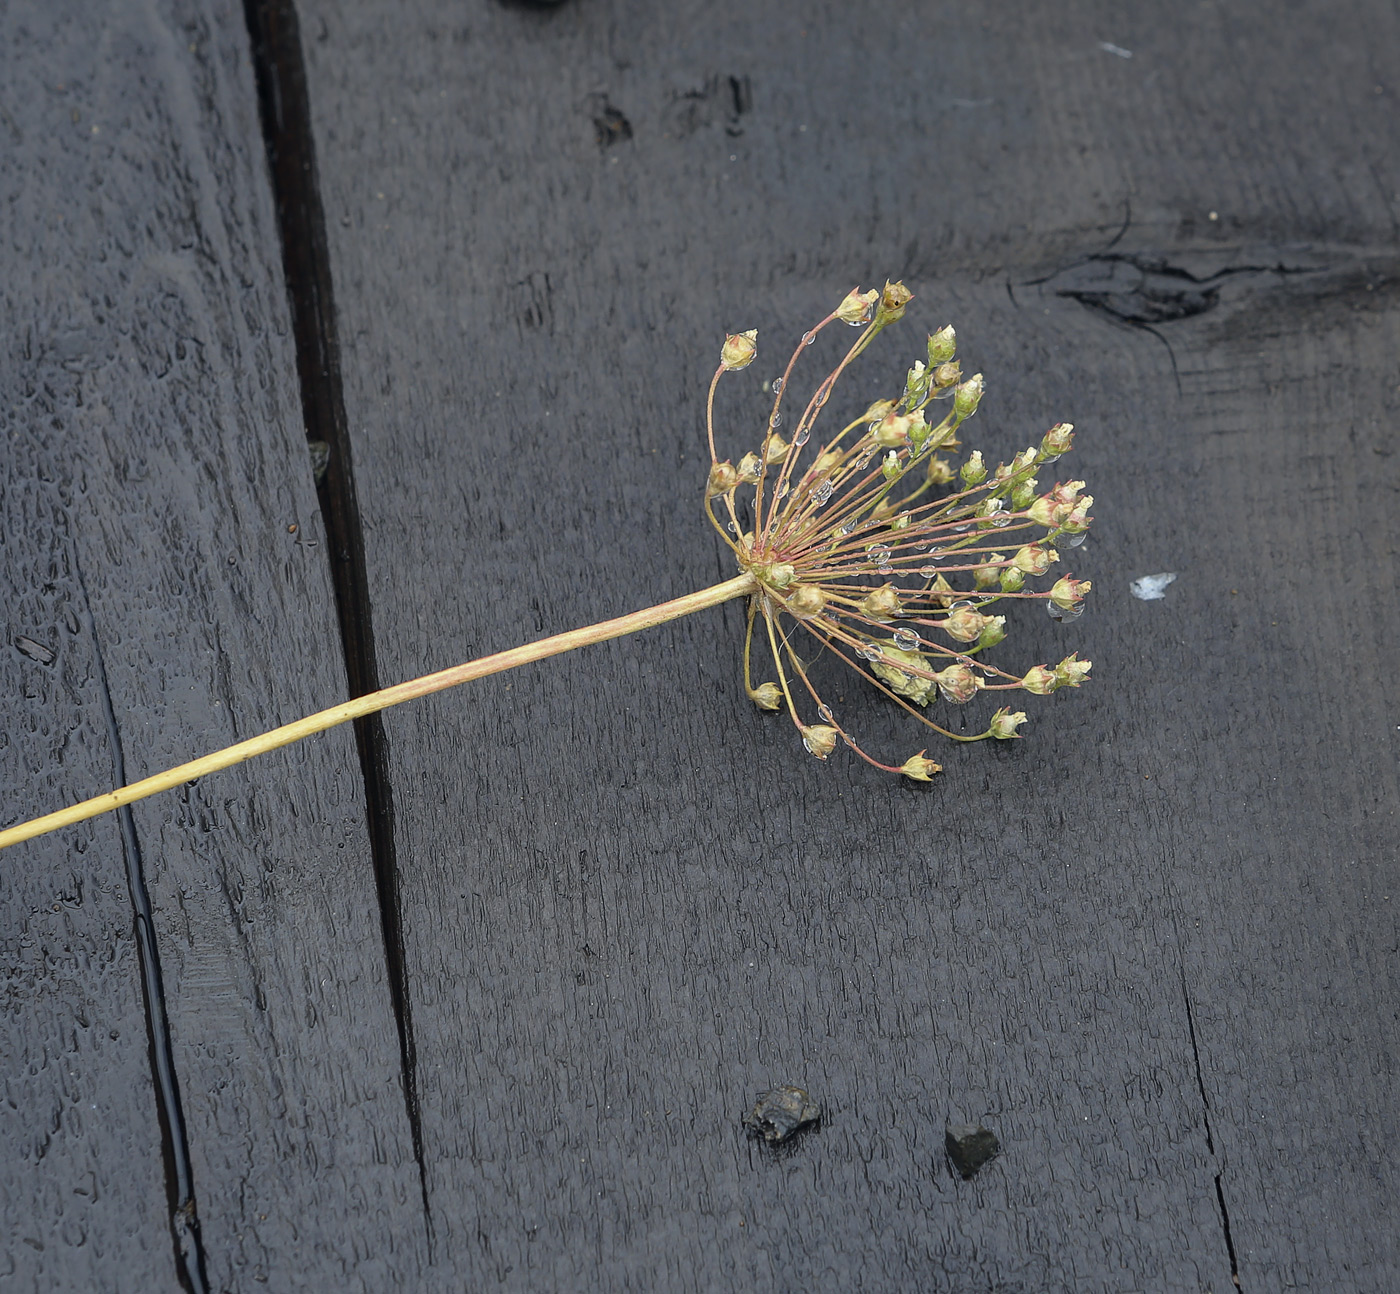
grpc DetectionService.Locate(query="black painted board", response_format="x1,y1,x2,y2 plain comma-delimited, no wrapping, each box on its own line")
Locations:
1,3,424,1290
302,1,1399,1289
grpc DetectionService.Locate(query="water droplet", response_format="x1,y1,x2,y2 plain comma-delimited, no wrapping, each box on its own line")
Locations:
855,451,874,469
769,411,783,428
771,377,785,395
919,565,939,578
950,600,972,610
893,628,921,650
984,501,1012,529
980,498,1013,529
1048,601,1085,623
794,427,811,446
818,704,833,721
727,521,738,533
1064,531,1086,548
858,644,884,661
776,483,789,498
869,543,891,560
802,331,816,346
814,383,831,407
1041,451,1062,464
812,481,834,505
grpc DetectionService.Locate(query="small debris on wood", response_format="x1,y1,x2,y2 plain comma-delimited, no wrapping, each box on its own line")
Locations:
946,1123,1000,1179
14,635,56,666
590,99,633,149
308,439,331,485
1130,571,1177,600
744,1085,821,1144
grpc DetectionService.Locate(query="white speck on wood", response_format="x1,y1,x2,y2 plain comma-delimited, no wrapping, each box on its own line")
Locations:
1130,572,1177,600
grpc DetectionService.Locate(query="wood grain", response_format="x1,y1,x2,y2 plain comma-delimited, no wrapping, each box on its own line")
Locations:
1,3,422,1289
298,0,1399,1287
6,0,1396,1288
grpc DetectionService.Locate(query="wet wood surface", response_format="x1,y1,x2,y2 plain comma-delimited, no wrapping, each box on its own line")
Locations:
1,4,421,1291
4,0,1398,1290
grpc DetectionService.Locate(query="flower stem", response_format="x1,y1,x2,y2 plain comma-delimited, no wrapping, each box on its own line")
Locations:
0,572,759,851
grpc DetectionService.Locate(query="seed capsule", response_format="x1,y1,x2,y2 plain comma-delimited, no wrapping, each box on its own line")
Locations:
720,329,758,370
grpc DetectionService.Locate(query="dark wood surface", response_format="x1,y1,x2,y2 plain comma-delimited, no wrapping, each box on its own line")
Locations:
4,0,1397,1290
1,4,421,1291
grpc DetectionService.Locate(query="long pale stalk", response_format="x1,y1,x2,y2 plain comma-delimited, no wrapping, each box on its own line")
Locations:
0,573,758,851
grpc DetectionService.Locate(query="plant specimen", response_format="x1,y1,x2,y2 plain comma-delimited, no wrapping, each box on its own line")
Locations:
0,282,1091,850
706,280,1092,779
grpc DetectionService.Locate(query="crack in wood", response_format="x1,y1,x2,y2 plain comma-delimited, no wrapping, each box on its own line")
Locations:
1024,250,1333,397
73,549,210,1294
242,0,434,1252
1181,968,1243,1290
1032,252,1327,326
1216,1173,1243,1290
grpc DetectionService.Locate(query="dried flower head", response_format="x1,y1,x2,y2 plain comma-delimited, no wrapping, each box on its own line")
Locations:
0,277,1101,852
705,282,1094,780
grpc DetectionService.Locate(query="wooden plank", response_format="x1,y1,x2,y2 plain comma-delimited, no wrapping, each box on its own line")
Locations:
292,0,1399,1288
1,3,425,1289
0,568,176,1280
